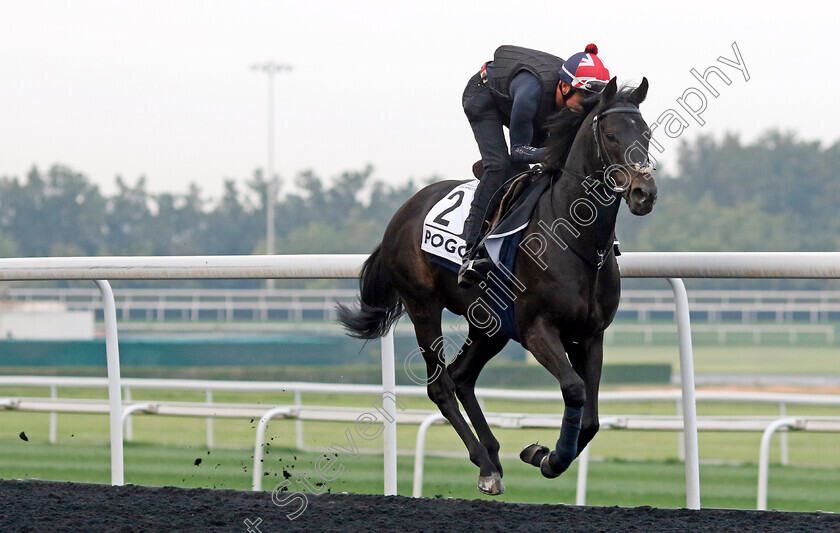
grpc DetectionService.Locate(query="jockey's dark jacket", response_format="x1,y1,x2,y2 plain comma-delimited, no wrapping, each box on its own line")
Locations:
485,45,565,164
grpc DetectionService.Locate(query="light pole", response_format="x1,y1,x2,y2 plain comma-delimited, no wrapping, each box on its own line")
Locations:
252,61,292,289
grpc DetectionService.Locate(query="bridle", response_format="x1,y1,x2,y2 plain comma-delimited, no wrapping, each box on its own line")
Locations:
546,102,655,271
590,106,654,193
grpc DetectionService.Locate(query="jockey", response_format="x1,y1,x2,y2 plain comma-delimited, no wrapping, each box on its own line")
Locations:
458,44,611,288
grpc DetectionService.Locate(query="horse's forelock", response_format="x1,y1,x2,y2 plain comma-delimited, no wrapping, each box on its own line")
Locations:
542,84,645,174
595,83,642,113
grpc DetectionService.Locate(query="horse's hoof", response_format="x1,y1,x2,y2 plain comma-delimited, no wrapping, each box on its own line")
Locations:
477,473,505,495
539,453,567,479
519,443,549,467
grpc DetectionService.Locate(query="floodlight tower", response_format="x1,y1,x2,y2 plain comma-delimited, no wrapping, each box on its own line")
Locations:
251,61,292,290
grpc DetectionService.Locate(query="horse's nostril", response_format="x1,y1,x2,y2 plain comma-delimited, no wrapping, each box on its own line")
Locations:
631,188,648,203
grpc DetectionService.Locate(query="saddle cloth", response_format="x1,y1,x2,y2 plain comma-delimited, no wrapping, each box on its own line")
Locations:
421,177,549,266
420,180,476,264
420,176,550,341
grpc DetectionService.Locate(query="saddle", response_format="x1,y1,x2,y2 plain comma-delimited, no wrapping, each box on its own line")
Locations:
472,160,543,235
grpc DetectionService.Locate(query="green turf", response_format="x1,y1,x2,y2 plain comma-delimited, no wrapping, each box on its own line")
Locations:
600,344,840,375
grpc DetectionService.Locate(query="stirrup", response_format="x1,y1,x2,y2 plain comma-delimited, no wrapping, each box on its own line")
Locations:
457,249,493,288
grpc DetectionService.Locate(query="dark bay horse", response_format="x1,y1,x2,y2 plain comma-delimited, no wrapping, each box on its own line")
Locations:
338,78,657,495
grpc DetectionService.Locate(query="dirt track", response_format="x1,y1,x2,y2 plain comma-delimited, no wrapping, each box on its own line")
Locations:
2,479,838,532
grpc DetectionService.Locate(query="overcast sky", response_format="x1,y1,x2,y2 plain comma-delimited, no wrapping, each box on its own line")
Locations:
1,1,837,199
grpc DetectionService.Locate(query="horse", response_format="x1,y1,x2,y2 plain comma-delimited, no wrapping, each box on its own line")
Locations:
337,77,657,495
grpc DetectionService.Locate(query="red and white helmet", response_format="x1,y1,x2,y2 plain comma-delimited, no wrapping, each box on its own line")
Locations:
559,44,611,93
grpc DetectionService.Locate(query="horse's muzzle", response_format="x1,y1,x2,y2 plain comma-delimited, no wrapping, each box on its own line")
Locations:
627,178,657,216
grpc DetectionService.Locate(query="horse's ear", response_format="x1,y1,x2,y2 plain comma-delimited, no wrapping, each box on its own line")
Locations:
630,77,649,106
601,77,618,102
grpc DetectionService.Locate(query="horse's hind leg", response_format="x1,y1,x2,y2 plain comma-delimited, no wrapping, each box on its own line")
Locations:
447,325,509,477
405,303,504,495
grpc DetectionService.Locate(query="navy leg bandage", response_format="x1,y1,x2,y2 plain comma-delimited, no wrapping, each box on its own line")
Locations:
550,405,584,472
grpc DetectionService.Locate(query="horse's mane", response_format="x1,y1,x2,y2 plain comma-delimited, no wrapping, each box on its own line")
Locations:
541,84,640,174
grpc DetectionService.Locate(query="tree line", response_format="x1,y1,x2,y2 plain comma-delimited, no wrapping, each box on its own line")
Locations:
0,164,422,260
618,129,840,255
1,128,837,288
617,129,840,289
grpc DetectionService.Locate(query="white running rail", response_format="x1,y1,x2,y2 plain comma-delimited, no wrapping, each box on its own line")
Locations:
2,251,840,508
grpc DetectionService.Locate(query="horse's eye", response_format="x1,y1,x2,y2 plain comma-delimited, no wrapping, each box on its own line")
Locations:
605,132,617,142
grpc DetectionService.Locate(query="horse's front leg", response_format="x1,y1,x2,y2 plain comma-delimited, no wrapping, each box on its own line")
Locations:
519,317,586,479
567,333,604,454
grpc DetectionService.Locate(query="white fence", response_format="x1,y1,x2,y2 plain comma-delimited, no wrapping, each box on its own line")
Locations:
1,252,840,510
410,412,840,511
619,289,840,323
2,377,839,510
5,286,840,324
604,322,837,345
0,287,359,322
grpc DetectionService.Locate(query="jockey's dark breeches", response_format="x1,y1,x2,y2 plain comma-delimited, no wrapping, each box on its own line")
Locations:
462,72,527,246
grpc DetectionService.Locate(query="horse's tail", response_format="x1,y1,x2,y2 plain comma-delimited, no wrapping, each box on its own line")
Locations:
336,244,404,340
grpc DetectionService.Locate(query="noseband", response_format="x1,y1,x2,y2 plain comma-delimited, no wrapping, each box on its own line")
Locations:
591,106,654,192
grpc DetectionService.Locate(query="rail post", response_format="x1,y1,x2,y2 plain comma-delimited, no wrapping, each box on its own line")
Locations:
778,402,788,465
381,325,398,496
668,278,700,509
294,390,304,450
575,445,590,505
412,413,446,497
124,386,133,441
49,384,57,444
205,389,214,449
252,406,293,491
94,280,124,486
757,418,798,510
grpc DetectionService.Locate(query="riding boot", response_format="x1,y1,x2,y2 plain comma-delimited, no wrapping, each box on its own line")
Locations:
458,244,493,288
458,206,494,288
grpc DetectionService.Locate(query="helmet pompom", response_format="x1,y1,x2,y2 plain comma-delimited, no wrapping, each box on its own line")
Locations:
585,43,598,55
